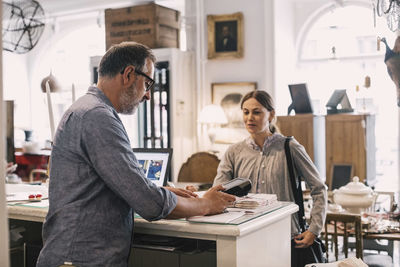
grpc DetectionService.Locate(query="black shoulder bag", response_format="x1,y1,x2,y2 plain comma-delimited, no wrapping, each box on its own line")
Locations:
284,137,327,266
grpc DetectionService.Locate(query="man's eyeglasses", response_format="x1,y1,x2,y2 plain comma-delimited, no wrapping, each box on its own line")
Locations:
120,67,155,92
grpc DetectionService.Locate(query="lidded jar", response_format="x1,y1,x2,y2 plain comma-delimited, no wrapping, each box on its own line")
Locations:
333,176,377,213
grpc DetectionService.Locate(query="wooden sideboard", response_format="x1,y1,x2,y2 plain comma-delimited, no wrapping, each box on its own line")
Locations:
277,113,375,186
277,114,326,178
325,114,376,186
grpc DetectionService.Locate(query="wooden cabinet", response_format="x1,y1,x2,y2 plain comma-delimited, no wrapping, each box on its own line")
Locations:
277,114,314,160
325,114,376,186
277,114,325,177
277,113,376,187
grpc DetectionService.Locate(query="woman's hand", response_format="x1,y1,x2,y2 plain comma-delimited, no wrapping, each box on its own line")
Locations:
164,187,198,198
293,230,316,248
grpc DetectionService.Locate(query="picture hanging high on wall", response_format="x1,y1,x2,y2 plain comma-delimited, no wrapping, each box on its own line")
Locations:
207,12,244,59
212,82,256,144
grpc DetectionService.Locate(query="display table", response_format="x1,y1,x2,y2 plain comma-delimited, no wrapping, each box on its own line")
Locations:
8,199,298,267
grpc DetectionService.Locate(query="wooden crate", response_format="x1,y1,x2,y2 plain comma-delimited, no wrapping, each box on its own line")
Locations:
105,3,180,49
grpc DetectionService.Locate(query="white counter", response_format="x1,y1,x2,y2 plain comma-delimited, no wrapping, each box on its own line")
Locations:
8,201,298,267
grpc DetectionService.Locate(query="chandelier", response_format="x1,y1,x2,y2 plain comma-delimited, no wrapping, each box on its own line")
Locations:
375,0,400,31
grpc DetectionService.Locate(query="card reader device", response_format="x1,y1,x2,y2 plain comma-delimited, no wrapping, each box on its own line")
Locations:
222,178,252,197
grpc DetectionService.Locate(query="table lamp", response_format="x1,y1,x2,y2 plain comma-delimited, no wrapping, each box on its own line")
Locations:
198,105,228,148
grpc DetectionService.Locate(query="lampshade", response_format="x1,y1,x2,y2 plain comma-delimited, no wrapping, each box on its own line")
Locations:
198,104,228,124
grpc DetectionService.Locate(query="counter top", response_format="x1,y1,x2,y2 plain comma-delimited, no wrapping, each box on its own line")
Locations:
8,201,298,238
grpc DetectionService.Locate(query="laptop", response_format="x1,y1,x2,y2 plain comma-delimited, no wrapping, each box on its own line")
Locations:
132,148,173,187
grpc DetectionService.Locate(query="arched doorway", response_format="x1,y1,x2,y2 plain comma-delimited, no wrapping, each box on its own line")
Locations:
295,4,398,191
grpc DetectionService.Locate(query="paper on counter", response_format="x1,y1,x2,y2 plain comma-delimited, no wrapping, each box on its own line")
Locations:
6,184,48,202
304,256,368,267
15,199,49,208
227,201,280,215
235,193,277,206
187,211,246,223
194,191,206,198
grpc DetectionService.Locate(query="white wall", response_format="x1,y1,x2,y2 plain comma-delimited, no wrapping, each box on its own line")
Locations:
202,0,267,105
273,0,297,115
2,53,31,131
26,14,106,143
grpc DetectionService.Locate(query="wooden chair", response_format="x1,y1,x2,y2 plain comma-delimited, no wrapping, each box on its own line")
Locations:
29,168,48,183
177,152,220,186
373,191,395,212
362,191,395,267
323,213,363,261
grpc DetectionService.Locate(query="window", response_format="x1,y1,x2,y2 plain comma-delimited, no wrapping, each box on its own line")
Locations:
29,24,105,143
296,4,398,191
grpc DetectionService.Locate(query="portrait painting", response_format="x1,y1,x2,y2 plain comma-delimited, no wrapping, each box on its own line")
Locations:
207,12,243,59
212,82,257,144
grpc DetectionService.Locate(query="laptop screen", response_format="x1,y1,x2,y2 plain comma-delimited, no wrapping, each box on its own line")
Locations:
132,148,173,187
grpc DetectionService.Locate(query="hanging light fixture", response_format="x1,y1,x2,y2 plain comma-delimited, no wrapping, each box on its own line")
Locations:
330,46,338,60
40,71,61,92
375,0,400,32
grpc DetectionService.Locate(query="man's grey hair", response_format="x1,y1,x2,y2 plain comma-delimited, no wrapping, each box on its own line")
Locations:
98,41,156,78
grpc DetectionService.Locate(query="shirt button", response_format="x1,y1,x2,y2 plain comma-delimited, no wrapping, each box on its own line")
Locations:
262,164,265,168
262,181,265,184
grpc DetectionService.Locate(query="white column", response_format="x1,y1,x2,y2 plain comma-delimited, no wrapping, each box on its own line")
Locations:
0,0,11,265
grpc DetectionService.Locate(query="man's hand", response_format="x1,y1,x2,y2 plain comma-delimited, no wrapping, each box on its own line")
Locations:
202,184,236,215
165,186,198,198
167,184,235,219
293,230,316,248
185,185,198,192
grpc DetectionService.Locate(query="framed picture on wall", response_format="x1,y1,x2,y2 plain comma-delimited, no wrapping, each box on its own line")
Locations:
212,82,257,143
207,12,244,59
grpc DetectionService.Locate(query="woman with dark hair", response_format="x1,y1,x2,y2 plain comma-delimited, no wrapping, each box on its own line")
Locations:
213,90,327,267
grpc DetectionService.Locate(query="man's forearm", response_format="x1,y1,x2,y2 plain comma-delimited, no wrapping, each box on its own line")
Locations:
166,196,210,219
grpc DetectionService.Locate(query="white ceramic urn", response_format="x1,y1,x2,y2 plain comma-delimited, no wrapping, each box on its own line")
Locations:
333,176,377,214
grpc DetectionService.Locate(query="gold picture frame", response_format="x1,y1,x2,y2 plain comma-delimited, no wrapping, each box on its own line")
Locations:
207,12,244,59
212,81,256,129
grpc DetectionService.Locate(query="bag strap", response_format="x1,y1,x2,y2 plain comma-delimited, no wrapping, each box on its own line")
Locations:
284,136,307,232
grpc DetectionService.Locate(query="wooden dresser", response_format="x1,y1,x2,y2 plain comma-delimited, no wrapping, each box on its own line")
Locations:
325,114,376,186
277,114,326,178
276,113,376,186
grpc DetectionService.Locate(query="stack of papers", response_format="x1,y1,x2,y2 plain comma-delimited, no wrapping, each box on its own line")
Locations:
187,193,280,223
231,194,277,209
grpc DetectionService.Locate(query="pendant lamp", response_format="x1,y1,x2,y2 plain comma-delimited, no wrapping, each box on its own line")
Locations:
40,71,61,93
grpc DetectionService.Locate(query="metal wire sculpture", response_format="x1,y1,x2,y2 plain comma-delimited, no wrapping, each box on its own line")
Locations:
2,0,45,54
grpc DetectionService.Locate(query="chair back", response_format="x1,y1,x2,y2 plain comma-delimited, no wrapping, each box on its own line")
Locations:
177,152,220,184
324,213,363,261
373,191,395,212
29,169,49,183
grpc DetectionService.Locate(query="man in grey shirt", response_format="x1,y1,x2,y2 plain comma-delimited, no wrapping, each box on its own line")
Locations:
37,42,234,267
